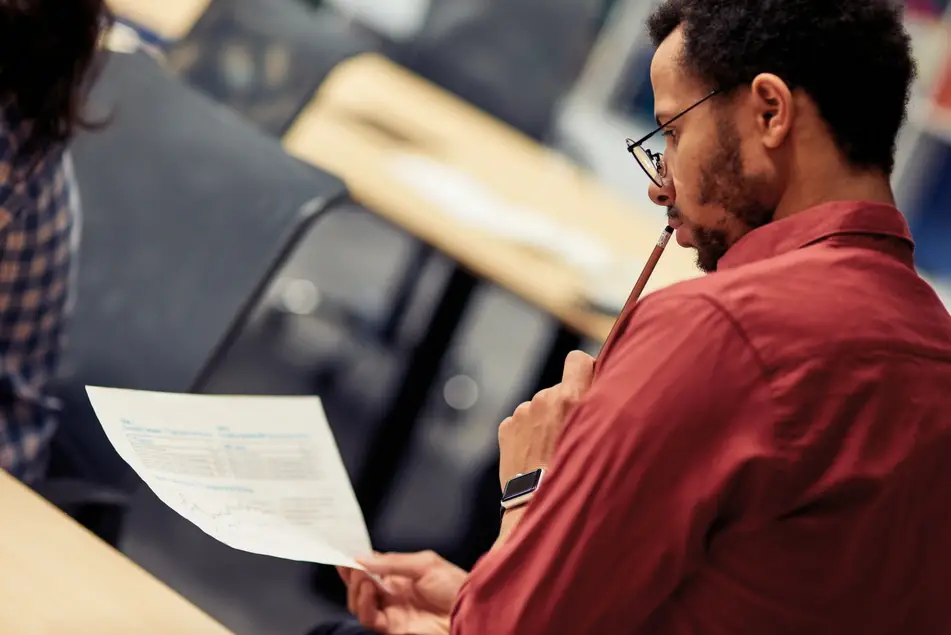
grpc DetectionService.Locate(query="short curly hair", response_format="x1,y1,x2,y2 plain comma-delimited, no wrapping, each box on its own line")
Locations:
647,0,916,175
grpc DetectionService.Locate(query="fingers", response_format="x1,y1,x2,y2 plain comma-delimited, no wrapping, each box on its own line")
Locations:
347,571,386,629
354,576,383,630
358,550,444,579
346,570,361,615
561,350,595,396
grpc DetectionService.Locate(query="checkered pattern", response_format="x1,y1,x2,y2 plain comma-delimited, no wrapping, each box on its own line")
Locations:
0,111,77,484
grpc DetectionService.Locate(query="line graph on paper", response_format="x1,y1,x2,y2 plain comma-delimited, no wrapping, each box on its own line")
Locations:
166,490,285,537
158,489,360,565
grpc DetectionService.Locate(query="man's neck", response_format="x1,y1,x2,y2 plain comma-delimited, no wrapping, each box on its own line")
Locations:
773,169,896,222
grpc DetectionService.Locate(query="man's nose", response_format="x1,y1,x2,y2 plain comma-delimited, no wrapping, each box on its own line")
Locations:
648,176,675,209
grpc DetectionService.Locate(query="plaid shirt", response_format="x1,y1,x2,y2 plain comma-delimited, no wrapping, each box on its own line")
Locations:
0,107,78,484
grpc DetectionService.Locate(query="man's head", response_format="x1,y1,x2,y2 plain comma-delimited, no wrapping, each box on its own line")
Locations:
642,0,915,272
0,0,112,159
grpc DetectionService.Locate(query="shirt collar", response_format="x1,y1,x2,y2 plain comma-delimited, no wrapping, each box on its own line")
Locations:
717,201,914,270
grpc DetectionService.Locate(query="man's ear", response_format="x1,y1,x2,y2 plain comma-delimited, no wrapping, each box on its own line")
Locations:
750,73,793,149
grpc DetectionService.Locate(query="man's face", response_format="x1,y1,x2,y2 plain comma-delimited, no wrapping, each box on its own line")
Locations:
647,27,778,272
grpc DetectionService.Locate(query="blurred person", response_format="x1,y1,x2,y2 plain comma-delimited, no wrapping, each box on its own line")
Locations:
333,0,951,634
0,0,111,482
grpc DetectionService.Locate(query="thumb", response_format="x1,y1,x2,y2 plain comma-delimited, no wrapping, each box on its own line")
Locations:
357,550,443,579
561,350,595,395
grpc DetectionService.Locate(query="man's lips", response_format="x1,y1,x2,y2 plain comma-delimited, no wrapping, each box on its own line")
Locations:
666,207,681,227
665,208,694,247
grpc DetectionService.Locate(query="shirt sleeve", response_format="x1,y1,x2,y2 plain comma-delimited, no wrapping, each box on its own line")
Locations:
450,293,784,635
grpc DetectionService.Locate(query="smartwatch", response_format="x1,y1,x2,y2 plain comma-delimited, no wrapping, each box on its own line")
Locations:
500,468,545,519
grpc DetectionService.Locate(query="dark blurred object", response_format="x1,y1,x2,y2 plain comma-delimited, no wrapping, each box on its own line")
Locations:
31,477,132,547
307,621,374,635
615,44,657,122
397,0,604,140
909,140,951,277
44,50,348,546
167,0,381,136
306,621,374,635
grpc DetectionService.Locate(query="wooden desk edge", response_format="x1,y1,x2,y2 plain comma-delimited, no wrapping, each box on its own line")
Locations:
108,0,213,40
0,471,233,633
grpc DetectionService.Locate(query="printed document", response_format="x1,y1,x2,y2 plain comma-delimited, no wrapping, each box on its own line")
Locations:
85,386,373,570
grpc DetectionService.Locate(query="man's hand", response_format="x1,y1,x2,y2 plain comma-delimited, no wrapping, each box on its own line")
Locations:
498,350,595,487
338,551,468,635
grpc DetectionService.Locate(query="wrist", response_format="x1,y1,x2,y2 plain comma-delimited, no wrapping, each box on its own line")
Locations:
495,506,527,549
501,504,527,527
495,468,545,548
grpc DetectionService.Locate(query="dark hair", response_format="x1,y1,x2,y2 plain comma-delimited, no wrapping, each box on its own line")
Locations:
647,0,916,175
0,0,114,160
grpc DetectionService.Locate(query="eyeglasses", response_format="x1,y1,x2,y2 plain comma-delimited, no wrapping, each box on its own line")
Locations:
626,90,719,187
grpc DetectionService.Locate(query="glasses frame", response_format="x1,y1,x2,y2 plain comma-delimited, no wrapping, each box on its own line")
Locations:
626,90,720,187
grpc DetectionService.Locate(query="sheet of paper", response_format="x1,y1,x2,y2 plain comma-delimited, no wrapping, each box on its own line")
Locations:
389,153,615,273
85,387,373,571
326,0,432,41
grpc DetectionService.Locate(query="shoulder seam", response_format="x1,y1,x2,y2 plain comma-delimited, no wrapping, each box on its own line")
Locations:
641,289,771,379
643,290,789,441
695,293,771,379
692,293,796,453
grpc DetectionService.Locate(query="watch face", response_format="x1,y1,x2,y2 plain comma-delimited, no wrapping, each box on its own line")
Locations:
502,470,542,502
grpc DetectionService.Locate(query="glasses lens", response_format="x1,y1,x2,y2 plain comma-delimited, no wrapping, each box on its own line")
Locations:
630,144,662,185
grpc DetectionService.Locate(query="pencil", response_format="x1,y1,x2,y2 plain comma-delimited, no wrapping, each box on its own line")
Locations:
628,225,674,304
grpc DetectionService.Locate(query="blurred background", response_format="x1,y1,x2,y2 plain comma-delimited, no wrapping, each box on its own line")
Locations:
42,0,951,633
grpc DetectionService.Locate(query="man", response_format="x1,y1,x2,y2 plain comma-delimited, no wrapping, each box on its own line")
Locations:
0,0,111,482
336,0,951,633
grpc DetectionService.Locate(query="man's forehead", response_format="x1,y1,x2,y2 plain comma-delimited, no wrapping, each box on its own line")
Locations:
649,26,693,122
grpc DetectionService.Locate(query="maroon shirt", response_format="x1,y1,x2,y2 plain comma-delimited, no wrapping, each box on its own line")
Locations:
451,201,951,634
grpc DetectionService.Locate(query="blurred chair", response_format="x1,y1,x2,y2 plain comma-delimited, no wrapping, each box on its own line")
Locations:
41,50,348,546
396,0,603,140
167,0,382,136
167,0,403,394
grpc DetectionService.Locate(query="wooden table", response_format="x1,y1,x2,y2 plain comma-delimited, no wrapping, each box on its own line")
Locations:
284,53,701,533
285,54,699,343
108,0,212,41
0,470,232,635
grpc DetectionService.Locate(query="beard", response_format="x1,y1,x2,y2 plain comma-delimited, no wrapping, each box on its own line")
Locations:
691,115,775,272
